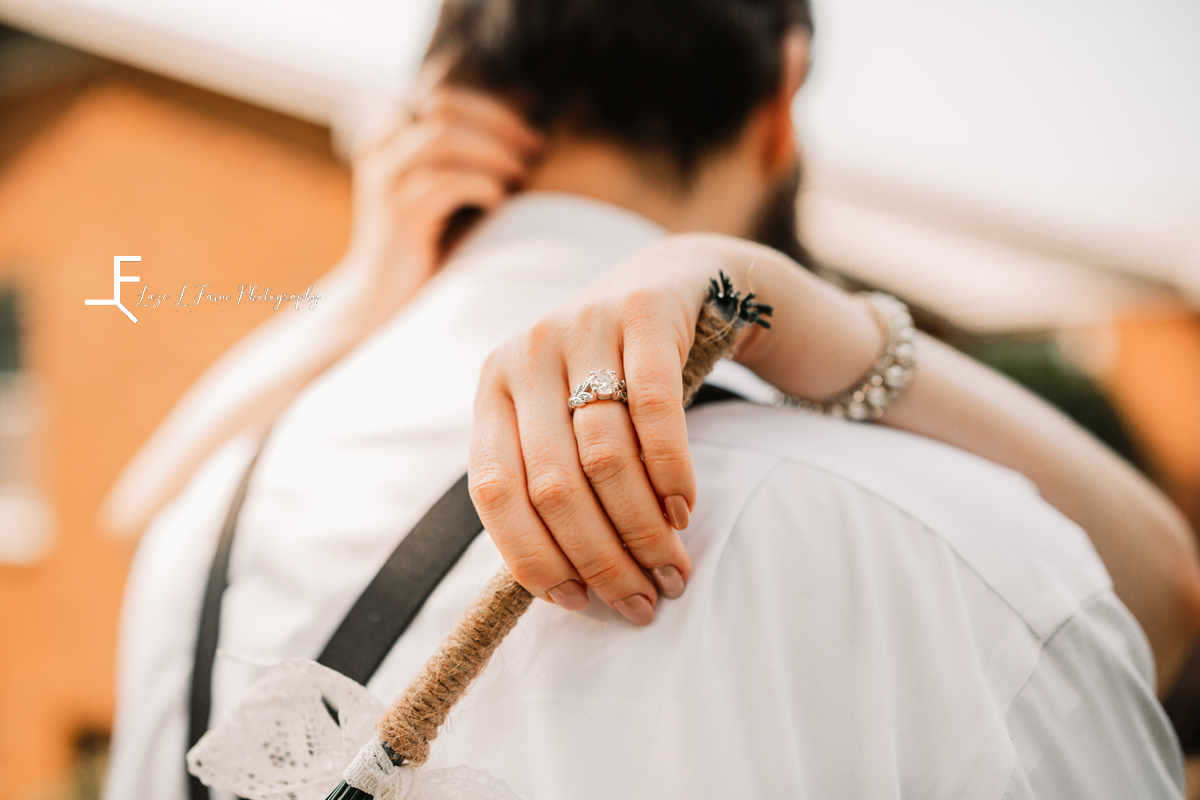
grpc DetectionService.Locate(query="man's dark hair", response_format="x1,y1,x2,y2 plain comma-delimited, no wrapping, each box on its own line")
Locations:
427,0,812,177
427,0,817,268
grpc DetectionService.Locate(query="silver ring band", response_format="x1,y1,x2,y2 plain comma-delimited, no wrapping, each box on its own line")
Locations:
568,369,628,412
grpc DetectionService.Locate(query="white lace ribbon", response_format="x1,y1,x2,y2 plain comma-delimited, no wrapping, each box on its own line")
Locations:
343,737,415,800
186,659,528,800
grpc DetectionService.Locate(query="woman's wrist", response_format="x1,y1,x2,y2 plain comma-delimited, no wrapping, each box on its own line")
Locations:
774,293,917,420
328,247,432,336
613,232,887,404
698,239,883,401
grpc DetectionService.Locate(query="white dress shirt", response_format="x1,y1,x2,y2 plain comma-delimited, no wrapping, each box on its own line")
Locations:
105,192,1184,800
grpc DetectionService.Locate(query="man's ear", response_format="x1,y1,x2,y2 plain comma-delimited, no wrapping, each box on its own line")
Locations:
760,29,811,174
782,28,812,99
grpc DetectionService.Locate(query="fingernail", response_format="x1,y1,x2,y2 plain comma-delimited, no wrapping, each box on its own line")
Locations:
651,565,685,600
664,495,691,530
547,580,590,611
614,594,655,626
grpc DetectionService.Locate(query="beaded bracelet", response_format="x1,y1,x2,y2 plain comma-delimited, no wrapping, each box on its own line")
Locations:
774,292,916,421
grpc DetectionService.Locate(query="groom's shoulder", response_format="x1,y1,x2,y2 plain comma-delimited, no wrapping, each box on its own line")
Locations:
685,399,1112,639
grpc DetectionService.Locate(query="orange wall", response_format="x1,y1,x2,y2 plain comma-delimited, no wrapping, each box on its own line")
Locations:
1103,314,1200,530
0,66,350,799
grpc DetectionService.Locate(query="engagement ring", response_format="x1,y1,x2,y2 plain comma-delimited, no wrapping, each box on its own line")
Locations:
568,369,628,412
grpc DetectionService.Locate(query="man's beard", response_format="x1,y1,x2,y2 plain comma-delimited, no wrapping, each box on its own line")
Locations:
749,160,815,271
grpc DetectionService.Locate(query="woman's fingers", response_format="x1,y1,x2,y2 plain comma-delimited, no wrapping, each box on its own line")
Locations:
567,329,692,598
415,87,543,157
398,167,508,223
469,377,589,611
380,123,527,187
622,307,698,529
471,344,663,625
508,339,661,624
571,401,691,598
469,266,711,623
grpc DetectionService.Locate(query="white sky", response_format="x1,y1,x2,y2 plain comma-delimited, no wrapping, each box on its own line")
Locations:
799,0,1200,235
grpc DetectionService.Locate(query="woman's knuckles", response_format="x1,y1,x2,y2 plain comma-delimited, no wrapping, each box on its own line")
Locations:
572,551,634,594
505,548,569,595
467,463,523,517
629,385,683,425
617,522,671,553
525,470,584,521
576,436,635,488
616,288,664,320
522,318,564,360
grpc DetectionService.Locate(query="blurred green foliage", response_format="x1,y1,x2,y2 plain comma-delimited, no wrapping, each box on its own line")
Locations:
0,287,20,373
59,730,107,800
967,338,1147,474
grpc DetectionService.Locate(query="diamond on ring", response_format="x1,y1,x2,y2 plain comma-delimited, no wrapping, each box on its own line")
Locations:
568,369,628,412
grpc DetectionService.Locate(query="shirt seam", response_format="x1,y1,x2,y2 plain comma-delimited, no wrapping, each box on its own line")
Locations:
723,452,1051,800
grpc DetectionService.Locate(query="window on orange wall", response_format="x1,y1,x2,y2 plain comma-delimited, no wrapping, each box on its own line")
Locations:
0,285,56,565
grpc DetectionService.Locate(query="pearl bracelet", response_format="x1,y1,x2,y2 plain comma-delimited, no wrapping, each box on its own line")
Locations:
773,292,917,421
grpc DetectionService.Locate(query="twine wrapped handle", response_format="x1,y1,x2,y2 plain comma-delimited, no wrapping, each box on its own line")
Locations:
377,569,532,766
372,272,771,769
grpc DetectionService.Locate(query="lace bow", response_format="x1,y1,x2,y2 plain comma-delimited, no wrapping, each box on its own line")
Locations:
186,660,527,800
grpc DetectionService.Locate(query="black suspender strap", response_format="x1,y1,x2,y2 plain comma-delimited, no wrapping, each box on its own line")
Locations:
187,445,264,800
689,383,742,407
186,383,745,798
315,473,482,683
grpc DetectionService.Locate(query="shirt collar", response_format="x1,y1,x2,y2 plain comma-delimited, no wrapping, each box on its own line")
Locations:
451,190,668,267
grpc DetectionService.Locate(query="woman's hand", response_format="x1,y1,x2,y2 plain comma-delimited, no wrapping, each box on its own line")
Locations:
467,234,881,624
469,241,709,624
342,85,543,326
